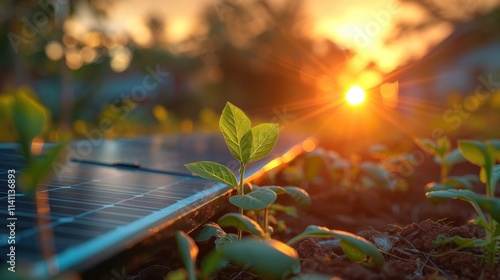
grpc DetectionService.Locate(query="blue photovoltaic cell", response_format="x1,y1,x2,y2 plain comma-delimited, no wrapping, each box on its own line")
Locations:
0,133,302,279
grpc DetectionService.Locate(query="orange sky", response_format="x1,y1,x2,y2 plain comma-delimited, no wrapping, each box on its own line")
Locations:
68,0,496,73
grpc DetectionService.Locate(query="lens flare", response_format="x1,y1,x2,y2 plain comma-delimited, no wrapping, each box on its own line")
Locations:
345,85,366,105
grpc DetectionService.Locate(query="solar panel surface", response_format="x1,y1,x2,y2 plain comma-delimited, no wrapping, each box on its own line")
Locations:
0,133,303,279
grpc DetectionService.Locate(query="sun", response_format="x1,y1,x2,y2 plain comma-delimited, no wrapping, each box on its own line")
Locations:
345,85,366,106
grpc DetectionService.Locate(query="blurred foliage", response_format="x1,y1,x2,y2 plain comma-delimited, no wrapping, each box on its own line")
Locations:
0,0,499,158
12,88,50,156
387,0,500,44
0,86,65,194
0,0,349,127
0,87,49,144
408,89,500,141
276,145,410,192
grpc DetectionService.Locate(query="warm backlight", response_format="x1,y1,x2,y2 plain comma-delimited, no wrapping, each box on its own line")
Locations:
345,85,366,105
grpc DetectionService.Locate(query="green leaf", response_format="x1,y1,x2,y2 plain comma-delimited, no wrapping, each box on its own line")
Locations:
415,138,438,157
434,235,490,248
415,138,449,159
426,189,476,201
480,167,487,184
248,123,279,163
221,238,300,280
200,251,228,279
360,162,391,189
444,175,479,190
437,137,452,158
12,88,49,159
473,196,500,223
333,230,384,268
185,161,238,187
175,231,198,280
287,225,384,268
214,233,238,250
217,213,265,238
283,186,311,212
488,140,500,161
287,225,336,245
459,140,488,167
229,188,277,210
165,269,188,280
426,189,484,219
303,153,328,181
444,148,465,166
425,182,453,192
492,164,500,191
260,185,286,194
0,92,13,121
21,143,65,195
195,222,226,242
270,203,298,217
470,215,490,229
340,239,367,263
219,102,252,162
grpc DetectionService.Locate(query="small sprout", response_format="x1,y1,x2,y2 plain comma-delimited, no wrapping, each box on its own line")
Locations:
214,234,238,250
217,213,266,238
180,102,381,279
287,225,384,269
195,222,226,243
221,238,300,280
229,188,277,210
426,139,500,267
175,231,199,280
416,136,467,183
185,102,280,240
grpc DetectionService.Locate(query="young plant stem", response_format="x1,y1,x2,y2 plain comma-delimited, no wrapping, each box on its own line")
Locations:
263,207,269,238
440,161,448,183
486,233,496,267
237,162,246,241
486,177,497,267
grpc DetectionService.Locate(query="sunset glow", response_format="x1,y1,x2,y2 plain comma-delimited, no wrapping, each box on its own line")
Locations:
60,0,468,74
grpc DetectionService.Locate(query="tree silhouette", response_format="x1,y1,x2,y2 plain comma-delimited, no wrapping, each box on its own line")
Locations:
198,0,350,115
386,0,500,44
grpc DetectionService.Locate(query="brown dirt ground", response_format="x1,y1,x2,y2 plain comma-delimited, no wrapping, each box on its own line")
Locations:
261,156,500,279
294,219,500,280
131,155,500,279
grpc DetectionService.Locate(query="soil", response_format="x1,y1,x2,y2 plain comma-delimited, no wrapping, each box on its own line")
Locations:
127,152,500,279
295,220,500,280
253,153,500,279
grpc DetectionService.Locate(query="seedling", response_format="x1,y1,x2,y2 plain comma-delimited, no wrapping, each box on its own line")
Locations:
415,136,479,192
426,139,500,267
249,185,311,235
196,184,311,242
185,102,280,239
168,231,300,280
287,225,384,269
290,147,407,191
171,226,384,280
179,103,383,279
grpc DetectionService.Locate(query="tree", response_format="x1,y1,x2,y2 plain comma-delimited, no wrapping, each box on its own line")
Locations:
386,0,500,43
197,0,350,114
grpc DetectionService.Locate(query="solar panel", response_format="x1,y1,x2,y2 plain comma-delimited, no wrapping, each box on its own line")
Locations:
0,133,304,279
